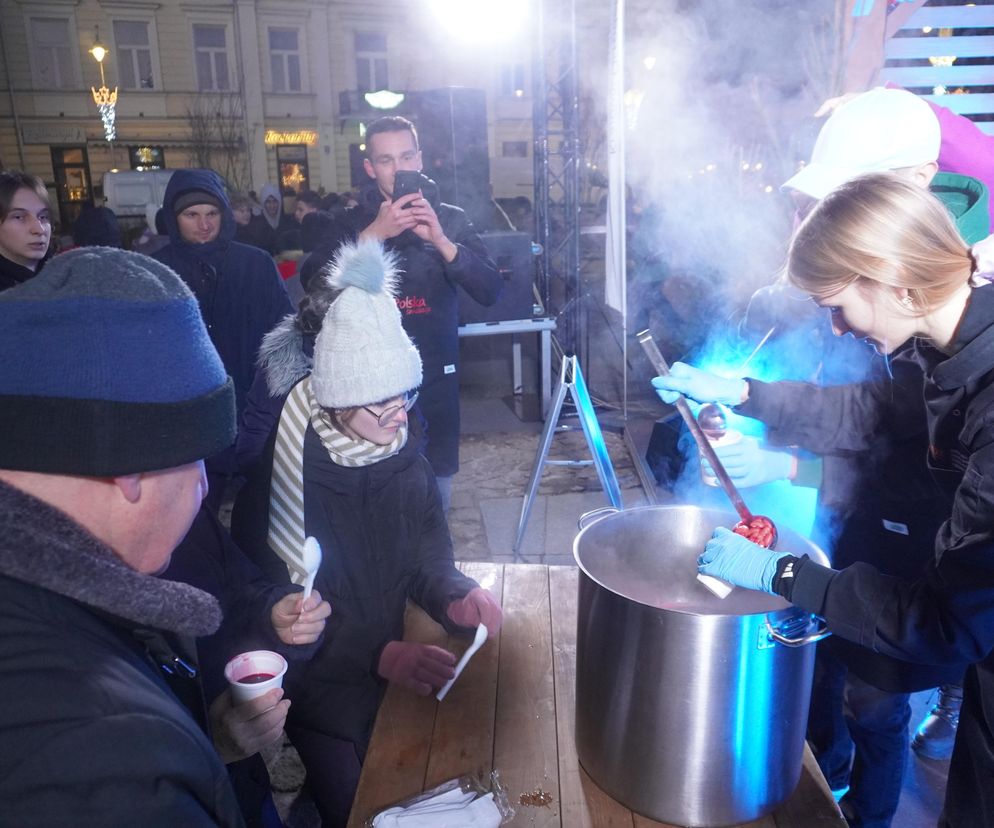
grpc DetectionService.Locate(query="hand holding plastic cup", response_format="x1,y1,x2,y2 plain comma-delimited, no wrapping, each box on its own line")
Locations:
224,650,288,704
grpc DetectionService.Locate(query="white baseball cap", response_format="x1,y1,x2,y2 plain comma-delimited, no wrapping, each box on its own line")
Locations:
782,87,940,199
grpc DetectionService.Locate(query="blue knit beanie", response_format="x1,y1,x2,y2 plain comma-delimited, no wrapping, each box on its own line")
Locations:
0,247,235,476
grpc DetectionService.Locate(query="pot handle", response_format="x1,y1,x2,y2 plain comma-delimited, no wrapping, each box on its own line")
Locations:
577,506,621,530
764,613,831,648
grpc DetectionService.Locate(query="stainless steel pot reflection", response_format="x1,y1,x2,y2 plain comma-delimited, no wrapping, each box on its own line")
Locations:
574,505,830,827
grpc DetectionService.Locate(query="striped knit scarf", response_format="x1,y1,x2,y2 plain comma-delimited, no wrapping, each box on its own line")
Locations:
267,376,407,583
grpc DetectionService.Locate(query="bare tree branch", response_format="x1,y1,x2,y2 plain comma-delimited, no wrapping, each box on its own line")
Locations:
184,93,250,192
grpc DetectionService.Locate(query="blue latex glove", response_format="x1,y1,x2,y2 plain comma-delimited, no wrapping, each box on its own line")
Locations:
698,527,788,593
651,363,746,406
702,436,795,488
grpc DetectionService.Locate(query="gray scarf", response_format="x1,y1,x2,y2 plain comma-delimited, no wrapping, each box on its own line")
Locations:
0,479,221,637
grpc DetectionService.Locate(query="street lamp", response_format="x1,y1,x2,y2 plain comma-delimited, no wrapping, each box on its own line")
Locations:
89,28,118,142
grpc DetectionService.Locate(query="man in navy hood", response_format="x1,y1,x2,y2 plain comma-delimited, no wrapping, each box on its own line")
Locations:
153,169,292,509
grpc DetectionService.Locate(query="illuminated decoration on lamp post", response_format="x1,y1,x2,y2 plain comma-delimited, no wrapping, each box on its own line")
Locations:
89,30,118,142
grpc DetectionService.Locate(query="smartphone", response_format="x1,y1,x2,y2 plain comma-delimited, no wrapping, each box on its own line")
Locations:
392,170,424,205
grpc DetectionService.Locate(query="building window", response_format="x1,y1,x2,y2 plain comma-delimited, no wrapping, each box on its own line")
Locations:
502,141,529,158
193,24,230,91
276,145,309,195
129,145,166,171
269,28,302,92
51,146,91,228
113,20,156,89
354,32,388,93
28,17,78,90
500,63,526,97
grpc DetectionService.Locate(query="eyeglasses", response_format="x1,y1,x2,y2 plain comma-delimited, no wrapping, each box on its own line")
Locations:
361,391,419,427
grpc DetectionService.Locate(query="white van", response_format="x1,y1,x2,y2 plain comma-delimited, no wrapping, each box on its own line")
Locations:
102,170,175,218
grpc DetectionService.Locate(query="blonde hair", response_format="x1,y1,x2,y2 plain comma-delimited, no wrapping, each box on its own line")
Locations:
787,172,973,316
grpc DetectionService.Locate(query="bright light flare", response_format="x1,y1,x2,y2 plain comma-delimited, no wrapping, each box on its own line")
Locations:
429,0,530,42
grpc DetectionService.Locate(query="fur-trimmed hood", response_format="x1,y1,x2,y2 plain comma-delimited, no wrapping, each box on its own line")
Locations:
0,479,221,637
257,312,313,399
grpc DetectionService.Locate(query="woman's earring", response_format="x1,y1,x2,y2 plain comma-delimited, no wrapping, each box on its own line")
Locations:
900,295,914,309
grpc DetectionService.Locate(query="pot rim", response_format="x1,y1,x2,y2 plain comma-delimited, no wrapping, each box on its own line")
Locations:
572,503,828,618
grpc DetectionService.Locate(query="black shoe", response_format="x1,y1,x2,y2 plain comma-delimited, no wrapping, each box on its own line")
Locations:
912,684,963,760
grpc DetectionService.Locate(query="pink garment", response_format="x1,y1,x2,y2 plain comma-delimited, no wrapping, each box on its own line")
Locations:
930,102,994,227
885,82,994,226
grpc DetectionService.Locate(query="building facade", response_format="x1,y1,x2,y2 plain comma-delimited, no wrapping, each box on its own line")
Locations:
0,0,535,230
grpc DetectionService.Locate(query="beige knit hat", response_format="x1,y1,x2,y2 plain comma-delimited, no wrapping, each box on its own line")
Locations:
311,239,422,408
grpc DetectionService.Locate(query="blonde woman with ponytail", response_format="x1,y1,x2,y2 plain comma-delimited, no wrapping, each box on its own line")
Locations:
788,173,974,355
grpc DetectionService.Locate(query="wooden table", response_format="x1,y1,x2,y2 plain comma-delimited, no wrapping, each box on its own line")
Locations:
347,564,846,828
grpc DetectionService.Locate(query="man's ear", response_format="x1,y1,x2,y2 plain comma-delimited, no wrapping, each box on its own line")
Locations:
913,160,939,188
114,474,142,504
363,158,376,180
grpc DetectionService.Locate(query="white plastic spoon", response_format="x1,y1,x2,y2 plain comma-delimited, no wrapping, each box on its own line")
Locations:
436,623,488,702
301,536,322,602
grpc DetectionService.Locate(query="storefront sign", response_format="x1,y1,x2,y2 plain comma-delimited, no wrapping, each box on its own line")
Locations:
264,129,318,146
21,124,88,145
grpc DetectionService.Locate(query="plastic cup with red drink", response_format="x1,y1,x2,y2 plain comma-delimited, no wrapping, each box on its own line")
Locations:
224,650,288,703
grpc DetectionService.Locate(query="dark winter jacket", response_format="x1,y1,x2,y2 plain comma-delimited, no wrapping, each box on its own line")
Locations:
0,480,244,827
152,170,292,422
290,418,476,745
345,183,501,475
769,283,994,827
0,253,40,292
236,214,278,255
740,348,962,691
72,202,122,248
164,505,318,828
163,505,317,702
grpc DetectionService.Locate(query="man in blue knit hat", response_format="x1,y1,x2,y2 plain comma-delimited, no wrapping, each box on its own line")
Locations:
0,247,245,825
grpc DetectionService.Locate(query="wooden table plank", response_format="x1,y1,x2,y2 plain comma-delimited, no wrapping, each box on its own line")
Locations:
494,564,562,827
347,563,845,828
424,563,504,789
549,566,638,828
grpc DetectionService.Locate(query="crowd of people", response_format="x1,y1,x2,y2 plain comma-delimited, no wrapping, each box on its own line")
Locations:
0,115,504,828
8,87,994,828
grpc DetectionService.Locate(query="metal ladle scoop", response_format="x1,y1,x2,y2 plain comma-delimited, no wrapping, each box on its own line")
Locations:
638,331,778,594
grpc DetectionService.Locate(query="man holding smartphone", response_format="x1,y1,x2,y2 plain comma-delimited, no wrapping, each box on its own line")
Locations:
350,115,501,510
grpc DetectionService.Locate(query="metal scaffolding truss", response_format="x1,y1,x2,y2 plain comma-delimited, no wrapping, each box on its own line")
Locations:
532,0,582,357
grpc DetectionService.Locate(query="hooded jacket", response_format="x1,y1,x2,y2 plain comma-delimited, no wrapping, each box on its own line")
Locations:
0,253,44,292
152,170,292,433
345,183,501,476
0,480,244,827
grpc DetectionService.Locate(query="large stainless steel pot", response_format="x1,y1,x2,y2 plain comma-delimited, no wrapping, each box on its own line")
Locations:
574,505,830,827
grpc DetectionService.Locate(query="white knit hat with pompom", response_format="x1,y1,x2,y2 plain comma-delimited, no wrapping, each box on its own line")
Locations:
311,239,422,408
